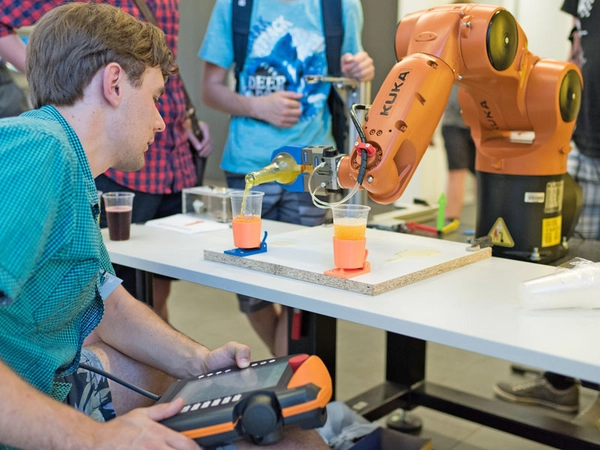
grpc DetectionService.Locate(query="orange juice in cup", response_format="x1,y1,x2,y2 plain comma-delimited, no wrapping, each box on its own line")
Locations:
232,215,262,249
334,218,368,240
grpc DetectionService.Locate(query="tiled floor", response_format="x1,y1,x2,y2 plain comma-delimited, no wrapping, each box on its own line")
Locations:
166,202,596,449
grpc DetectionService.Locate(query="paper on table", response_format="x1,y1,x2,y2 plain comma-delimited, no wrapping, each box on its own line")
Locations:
145,214,230,234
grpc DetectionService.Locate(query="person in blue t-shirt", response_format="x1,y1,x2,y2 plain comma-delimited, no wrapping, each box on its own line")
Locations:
199,0,374,357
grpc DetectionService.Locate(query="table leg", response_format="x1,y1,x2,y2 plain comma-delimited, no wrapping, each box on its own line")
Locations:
134,269,154,308
386,332,426,387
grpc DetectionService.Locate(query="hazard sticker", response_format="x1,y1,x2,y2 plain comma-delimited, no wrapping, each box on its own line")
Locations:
488,217,515,247
541,216,562,247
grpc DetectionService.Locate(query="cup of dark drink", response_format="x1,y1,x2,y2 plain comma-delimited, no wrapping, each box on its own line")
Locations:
102,192,135,241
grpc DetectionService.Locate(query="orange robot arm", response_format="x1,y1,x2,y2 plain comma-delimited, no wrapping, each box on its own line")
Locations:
338,3,582,205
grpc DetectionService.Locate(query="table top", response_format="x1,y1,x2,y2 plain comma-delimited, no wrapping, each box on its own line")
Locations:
103,221,600,383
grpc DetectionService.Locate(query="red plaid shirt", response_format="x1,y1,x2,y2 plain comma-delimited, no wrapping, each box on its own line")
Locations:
0,0,196,194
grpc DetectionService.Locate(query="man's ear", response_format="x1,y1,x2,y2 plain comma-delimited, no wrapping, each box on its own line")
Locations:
102,62,125,107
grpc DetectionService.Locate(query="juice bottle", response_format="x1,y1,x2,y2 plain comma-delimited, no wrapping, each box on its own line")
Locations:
241,152,307,216
245,152,304,188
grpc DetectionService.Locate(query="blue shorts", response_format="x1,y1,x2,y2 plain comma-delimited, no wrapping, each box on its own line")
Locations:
59,348,116,422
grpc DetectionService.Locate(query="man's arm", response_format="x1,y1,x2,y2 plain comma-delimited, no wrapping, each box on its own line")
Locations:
0,34,26,72
0,0,60,72
93,285,250,379
201,61,303,128
0,359,199,450
568,17,582,69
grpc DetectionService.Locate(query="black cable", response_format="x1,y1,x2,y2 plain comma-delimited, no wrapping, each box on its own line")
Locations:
349,104,369,143
350,104,370,186
357,149,368,186
79,363,161,401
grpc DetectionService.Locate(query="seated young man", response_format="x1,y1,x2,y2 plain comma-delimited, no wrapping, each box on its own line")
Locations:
0,4,327,449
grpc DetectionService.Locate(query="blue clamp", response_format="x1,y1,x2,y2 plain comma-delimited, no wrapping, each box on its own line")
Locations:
224,231,268,257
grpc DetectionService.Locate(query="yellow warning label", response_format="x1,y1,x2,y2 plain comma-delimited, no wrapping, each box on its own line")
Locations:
488,217,515,247
541,215,562,248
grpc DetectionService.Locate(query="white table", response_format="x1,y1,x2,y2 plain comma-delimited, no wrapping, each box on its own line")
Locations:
103,222,600,448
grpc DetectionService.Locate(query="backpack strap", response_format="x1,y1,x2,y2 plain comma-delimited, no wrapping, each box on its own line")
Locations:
322,0,348,151
321,0,343,77
232,0,253,92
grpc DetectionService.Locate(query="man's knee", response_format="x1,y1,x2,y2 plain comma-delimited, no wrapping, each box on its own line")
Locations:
85,341,174,413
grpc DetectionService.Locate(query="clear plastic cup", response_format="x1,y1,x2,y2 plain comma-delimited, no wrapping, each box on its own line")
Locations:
518,262,600,310
331,204,371,269
332,204,371,240
102,192,135,241
230,191,264,249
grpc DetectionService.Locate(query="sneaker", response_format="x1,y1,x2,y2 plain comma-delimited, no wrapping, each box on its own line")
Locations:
493,376,579,412
573,394,600,429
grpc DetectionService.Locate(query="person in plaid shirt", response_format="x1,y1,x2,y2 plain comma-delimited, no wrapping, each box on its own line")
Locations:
0,0,213,321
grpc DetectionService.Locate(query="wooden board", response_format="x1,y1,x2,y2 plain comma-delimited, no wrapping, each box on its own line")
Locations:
204,225,491,296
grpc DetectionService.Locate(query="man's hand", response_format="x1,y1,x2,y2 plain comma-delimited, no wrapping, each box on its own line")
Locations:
185,119,214,157
96,399,200,450
341,51,375,82
251,91,303,128
200,341,251,374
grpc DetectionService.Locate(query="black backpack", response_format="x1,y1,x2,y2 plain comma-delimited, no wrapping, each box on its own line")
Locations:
231,0,348,152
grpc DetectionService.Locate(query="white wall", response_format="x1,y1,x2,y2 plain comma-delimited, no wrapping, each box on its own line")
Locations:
394,0,572,206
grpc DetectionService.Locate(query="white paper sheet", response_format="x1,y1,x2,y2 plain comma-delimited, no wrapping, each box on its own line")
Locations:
145,214,230,234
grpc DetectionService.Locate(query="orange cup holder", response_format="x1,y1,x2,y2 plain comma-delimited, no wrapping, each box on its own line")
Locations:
333,237,367,269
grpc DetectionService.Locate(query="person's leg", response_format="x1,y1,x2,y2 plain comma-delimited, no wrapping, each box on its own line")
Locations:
273,306,289,357
152,277,172,321
85,341,175,415
224,175,326,357
442,125,476,220
244,303,280,355
445,169,468,220
544,372,577,390
273,191,326,356
226,173,287,355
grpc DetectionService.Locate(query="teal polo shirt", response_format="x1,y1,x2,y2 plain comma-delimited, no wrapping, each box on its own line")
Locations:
0,105,114,401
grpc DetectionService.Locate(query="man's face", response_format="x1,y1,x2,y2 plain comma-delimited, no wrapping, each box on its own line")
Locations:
111,66,166,172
